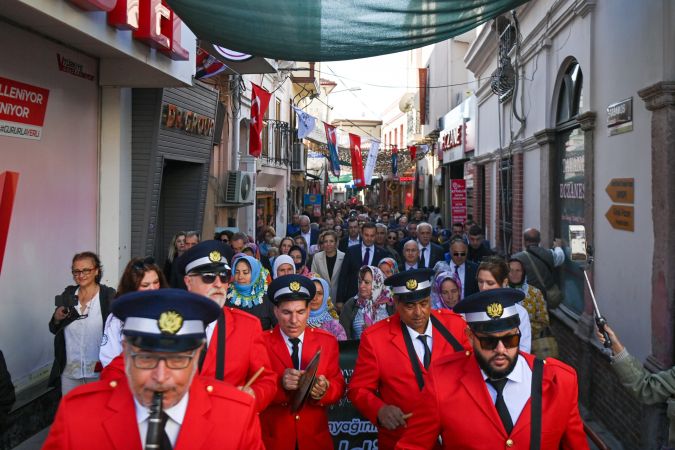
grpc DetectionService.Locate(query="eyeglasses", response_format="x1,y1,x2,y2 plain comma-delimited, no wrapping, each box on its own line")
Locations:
188,271,230,284
72,268,95,277
475,332,521,350
453,252,467,257
132,256,155,271
129,350,198,370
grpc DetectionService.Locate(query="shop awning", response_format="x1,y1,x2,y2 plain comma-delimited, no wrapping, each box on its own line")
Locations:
329,174,353,183
165,0,530,61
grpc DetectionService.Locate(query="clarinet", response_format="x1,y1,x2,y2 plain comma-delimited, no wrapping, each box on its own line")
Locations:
145,391,164,449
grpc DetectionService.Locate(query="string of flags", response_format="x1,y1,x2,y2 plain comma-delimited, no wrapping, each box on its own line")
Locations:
246,83,429,185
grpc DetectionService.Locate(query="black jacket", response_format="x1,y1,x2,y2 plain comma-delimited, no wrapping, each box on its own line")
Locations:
48,284,115,388
0,350,15,430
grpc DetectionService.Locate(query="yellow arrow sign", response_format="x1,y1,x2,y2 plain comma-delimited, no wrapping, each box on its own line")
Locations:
605,205,634,232
605,178,634,204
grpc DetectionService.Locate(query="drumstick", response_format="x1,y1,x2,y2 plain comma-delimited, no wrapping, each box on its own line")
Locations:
402,413,413,420
244,367,265,389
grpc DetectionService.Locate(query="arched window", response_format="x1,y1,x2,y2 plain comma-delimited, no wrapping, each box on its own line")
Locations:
554,59,585,316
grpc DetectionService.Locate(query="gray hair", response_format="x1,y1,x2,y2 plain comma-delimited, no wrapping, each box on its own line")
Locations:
416,222,432,232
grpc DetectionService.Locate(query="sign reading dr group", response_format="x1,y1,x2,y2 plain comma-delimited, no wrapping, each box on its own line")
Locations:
67,0,189,61
0,77,50,140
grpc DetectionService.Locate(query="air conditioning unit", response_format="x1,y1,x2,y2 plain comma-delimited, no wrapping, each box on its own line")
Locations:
221,171,255,203
291,142,306,172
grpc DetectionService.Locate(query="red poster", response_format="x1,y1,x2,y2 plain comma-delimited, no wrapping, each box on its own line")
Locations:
349,133,366,187
0,76,50,140
451,179,467,224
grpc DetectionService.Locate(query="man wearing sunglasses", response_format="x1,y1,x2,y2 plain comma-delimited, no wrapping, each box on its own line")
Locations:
435,238,479,297
396,288,588,449
43,289,264,449
180,240,277,412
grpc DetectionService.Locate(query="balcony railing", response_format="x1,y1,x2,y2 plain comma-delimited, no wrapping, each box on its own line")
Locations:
261,120,292,167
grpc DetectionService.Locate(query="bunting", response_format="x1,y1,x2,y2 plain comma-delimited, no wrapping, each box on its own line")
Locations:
363,140,380,186
249,83,272,157
349,134,366,188
292,107,316,139
324,122,340,177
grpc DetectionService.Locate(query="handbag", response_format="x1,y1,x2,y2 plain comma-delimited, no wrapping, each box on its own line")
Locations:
531,327,559,359
523,252,563,310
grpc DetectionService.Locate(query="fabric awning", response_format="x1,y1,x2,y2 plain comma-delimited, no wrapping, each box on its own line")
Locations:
166,0,529,61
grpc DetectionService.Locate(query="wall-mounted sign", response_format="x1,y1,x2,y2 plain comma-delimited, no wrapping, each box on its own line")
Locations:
66,0,189,61
605,178,634,204
161,103,215,137
607,97,633,136
450,178,467,224
605,205,634,232
57,54,96,81
0,76,50,140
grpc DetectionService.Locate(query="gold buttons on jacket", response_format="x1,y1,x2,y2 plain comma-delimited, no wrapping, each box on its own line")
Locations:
506,438,514,447
295,415,300,420
109,381,117,388
206,385,214,393
465,350,471,356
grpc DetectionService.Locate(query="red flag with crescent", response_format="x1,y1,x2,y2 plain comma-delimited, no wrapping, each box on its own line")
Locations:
249,83,271,157
349,133,366,187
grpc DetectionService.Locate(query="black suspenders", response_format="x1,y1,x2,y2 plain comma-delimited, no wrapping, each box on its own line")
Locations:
530,358,544,450
198,308,227,381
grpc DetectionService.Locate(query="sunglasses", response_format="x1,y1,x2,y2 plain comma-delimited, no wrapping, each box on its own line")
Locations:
475,332,521,350
188,271,230,284
453,252,467,257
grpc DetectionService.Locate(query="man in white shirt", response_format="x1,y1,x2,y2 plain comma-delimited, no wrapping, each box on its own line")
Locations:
43,289,264,450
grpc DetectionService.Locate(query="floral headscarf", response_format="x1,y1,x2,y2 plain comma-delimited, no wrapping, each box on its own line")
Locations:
431,271,462,310
244,242,259,257
272,255,295,278
378,258,399,277
308,276,334,327
356,266,393,327
289,245,310,277
226,255,269,308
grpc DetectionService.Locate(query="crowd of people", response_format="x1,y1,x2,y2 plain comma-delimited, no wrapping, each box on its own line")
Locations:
0,201,667,448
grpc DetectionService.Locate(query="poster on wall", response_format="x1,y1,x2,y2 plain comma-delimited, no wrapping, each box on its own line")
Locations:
0,76,50,140
450,179,467,224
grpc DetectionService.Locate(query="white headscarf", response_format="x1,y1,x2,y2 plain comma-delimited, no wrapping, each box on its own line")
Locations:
272,254,295,278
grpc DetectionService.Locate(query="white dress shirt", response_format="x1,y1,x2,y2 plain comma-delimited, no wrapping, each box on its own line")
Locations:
480,355,532,426
302,230,312,246
135,392,188,448
63,290,103,379
99,313,123,366
360,245,375,266
280,329,305,368
406,320,433,365
405,263,419,271
348,237,361,247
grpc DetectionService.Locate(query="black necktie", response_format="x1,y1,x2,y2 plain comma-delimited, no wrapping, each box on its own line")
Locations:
290,337,301,370
417,335,431,369
362,247,371,266
419,247,426,268
487,378,513,434
159,411,173,450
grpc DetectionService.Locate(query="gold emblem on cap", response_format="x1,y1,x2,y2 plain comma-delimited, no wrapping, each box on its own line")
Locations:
158,310,184,334
406,278,418,291
486,302,504,319
209,250,222,263
289,281,301,292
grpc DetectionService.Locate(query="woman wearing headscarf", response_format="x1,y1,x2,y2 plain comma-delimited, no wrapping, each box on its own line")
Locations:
339,266,394,340
309,275,347,341
272,254,295,278
289,245,311,277
226,255,276,330
377,257,399,279
507,258,551,345
431,271,462,310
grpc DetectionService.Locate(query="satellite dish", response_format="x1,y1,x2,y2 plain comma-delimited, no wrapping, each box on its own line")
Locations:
399,93,415,113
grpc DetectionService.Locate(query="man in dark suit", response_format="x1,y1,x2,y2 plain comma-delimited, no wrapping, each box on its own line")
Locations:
436,238,479,298
338,217,361,253
415,223,445,269
336,222,386,309
401,240,420,271
293,215,319,247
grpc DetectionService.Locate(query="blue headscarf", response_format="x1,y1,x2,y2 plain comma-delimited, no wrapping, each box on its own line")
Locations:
308,275,334,327
226,255,269,308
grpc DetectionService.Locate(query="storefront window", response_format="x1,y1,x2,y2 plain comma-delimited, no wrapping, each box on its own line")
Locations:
555,60,584,316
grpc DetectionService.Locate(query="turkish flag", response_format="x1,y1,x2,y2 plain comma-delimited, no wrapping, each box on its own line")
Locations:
349,133,366,187
249,83,271,157
408,145,417,160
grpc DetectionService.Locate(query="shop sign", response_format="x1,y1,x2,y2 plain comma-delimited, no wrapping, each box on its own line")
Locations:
0,76,50,141
161,103,215,137
439,95,476,164
66,0,189,61
606,97,633,136
450,178,467,224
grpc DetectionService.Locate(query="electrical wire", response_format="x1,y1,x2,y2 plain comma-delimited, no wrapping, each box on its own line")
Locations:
315,67,489,90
